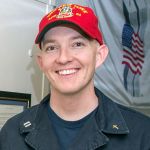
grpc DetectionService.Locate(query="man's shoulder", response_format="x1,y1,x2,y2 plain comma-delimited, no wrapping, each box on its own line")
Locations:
96,87,150,124
3,94,50,129
1,104,40,130
96,88,150,133
117,103,150,128
96,88,150,125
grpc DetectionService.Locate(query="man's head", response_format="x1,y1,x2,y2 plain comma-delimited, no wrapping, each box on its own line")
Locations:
35,4,104,48
35,4,108,95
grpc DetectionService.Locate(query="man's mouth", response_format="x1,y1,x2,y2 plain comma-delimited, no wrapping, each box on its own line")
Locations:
56,69,79,75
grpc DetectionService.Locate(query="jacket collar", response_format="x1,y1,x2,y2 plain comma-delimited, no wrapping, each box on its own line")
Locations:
19,95,49,134
71,88,130,149
19,88,129,149
19,95,60,150
95,88,129,134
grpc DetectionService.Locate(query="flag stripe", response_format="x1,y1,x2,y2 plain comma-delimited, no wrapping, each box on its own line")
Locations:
123,48,144,63
123,55,143,68
122,61,142,75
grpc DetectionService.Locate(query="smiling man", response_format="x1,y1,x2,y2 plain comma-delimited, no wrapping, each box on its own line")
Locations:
0,4,150,150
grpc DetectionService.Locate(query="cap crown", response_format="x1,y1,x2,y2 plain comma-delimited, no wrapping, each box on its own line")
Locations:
35,4,103,45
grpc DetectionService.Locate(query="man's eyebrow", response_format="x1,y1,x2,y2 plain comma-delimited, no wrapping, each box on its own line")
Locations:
42,35,87,45
71,33,92,41
42,39,56,46
70,35,88,41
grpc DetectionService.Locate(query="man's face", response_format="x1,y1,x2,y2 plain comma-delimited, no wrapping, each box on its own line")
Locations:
37,25,107,95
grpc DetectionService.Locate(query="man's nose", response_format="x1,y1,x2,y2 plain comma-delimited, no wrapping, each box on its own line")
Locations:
56,48,73,64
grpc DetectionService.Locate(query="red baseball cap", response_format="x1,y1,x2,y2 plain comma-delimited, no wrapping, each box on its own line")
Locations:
35,4,103,46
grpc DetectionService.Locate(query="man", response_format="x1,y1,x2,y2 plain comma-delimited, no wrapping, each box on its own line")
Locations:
0,3,150,150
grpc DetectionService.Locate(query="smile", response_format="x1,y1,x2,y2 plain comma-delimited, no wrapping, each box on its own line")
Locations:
57,69,79,75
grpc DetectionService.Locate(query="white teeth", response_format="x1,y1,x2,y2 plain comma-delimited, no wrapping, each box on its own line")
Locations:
58,69,77,75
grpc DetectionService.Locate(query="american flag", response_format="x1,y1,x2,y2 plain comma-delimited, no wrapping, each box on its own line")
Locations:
122,24,144,76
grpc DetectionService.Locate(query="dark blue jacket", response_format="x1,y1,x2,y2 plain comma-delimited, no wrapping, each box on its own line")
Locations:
0,88,150,150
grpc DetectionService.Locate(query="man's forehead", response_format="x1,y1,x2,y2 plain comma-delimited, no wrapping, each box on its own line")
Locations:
42,24,92,43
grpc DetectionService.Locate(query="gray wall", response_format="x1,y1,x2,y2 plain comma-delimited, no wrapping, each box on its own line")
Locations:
0,0,49,105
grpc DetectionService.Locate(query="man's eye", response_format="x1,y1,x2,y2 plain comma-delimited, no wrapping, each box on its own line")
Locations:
73,42,84,47
45,46,57,52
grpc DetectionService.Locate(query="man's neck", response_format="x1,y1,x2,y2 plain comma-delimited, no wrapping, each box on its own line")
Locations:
49,87,98,121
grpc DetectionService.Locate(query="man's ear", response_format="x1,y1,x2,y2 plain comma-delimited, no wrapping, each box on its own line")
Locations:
95,44,109,68
36,52,43,71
